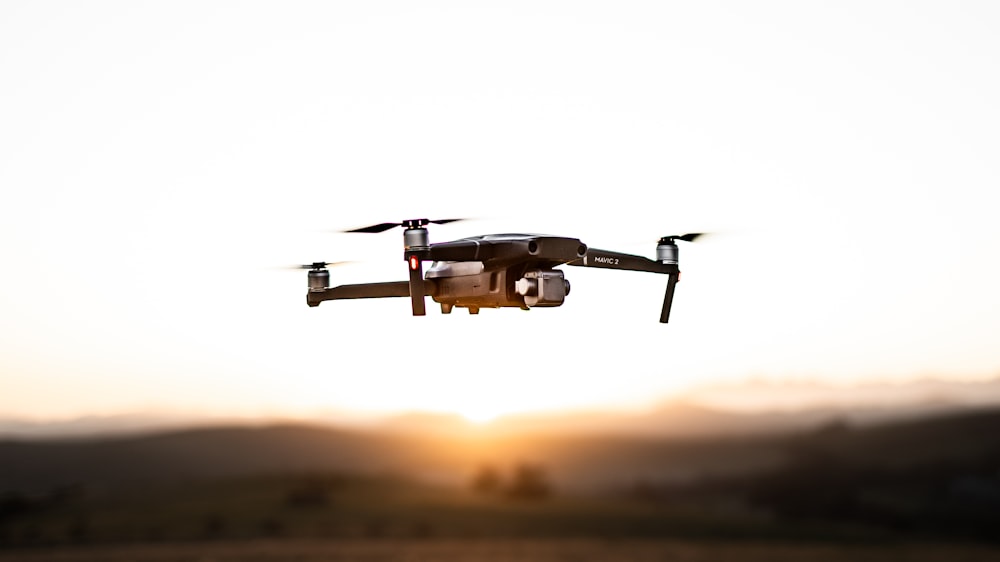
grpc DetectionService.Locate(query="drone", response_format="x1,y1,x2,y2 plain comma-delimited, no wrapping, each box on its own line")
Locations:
298,218,703,323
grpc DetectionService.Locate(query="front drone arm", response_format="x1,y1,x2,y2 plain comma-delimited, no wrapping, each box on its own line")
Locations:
566,248,680,323
307,280,438,307
566,248,673,274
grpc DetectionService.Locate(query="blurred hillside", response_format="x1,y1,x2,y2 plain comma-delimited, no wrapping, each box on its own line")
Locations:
2,407,1000,546
0,420,783,493
4,407,1000,493
6,376,999,441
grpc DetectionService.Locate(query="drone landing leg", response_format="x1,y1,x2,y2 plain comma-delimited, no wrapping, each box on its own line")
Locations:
659,273,678,323
408,258,426,316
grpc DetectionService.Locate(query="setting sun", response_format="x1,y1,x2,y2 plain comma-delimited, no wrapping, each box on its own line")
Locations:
456,407,503,425
445,394,528,425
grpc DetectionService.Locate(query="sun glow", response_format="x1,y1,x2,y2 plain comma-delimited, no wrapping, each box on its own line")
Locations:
447,398,519,424
457,407,503,425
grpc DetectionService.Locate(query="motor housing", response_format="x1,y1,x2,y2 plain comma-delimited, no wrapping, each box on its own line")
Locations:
307,268,330,291
656,242,679,264
403,227,429,250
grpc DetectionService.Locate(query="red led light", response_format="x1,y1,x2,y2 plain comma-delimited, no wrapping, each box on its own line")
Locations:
409,256,419,270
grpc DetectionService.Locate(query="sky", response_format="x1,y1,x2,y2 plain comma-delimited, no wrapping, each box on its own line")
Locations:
2,1,1000,424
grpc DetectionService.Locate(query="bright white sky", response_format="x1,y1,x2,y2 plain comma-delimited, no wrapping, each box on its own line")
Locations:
2,1,999,423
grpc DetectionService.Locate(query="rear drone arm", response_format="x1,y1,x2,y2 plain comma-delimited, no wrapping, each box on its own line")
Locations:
566,248,680,323
306,279,438,308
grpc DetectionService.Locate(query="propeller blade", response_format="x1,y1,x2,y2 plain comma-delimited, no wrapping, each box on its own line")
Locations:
676,233,706,242
273,261,353,270
344,222,402,233
658,233,709,244
343,218,469,233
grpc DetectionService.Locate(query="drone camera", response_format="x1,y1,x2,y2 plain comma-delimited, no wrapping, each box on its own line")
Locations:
515,269,569,307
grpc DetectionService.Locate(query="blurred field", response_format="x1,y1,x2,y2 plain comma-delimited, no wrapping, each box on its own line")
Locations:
2,539,1000,562
0,474,792,544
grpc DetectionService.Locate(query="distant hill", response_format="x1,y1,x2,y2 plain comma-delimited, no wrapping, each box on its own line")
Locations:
6,377,999,441
678,376,1000,415
379,395,994,439
3,407,1000,496
0,425,422,492
662,409,1000,542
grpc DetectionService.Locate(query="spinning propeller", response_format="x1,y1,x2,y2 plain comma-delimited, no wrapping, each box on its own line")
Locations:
343,218,467,234
659,233,707,244
280,262,354,291
283,261,353,270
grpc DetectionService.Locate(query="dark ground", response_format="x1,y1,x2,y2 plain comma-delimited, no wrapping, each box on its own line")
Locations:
2,539,1000,562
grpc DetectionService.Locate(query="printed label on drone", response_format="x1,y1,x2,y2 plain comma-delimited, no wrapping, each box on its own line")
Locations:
593,256,620,265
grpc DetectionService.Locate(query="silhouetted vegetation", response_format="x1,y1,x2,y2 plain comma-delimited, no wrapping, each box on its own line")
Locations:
284,475,344,508
470,463,552,500
470,464,502,495
505,464,552,500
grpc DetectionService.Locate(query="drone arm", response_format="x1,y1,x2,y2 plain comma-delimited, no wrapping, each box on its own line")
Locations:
565,248,680,323
306,280,437,307
565,248,673,274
